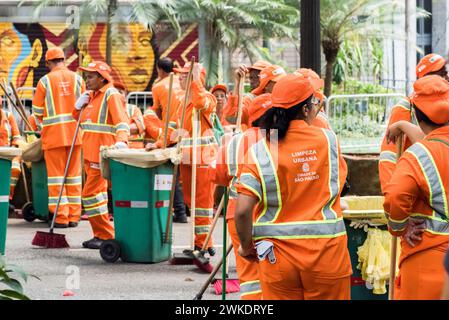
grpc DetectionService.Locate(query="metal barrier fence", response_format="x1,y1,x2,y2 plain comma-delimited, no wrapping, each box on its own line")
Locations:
126,91,153,113
325,93,404,154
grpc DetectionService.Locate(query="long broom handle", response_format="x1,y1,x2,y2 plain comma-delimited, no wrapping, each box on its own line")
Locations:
190,109,198,249
0,82,33,131
388,133,404,300
49,108,83,232
193,243,233,300
164,58,195,244
222,187,229,300
162,73,174,149
201,194,225,251
20,162,31,203
235,77,245,132
10,82,31,126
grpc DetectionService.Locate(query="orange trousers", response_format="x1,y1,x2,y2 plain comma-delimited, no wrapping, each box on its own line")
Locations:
82,160,114,240
9,157,21,200
258,245,350,300
394,243,448,300
180,164,214,249
228,217,262,300
44,147,82,224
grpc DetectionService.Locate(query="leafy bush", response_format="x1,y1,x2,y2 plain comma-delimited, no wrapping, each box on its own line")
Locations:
0,256,37,300
332,78,393,95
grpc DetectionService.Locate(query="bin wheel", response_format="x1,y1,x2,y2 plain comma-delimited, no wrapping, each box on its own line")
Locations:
22,202,36,222
100,240,121,263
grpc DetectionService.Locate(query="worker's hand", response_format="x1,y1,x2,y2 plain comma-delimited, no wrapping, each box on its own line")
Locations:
145,142,157,151
192,63,203,82
349,219,371,232
386,121,406,144
114,141,128,149
238,244,258,262
403,218,426,247
235,65,248,80
75,91,90,110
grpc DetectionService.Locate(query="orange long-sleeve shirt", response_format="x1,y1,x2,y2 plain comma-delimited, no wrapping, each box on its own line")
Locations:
222,93,253,127
379,97,417,193
32,65,85,150
72,83,129,163
28,114,42,133
0,110,22,147
143,108,162,144
384,126,449,266
125,103,145,149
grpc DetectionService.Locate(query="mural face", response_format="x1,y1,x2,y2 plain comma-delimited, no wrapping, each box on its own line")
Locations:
0,22,198,94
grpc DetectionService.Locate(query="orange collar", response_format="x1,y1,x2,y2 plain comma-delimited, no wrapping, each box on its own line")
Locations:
426,126,449,139
289,120,309,129
50,65,67,73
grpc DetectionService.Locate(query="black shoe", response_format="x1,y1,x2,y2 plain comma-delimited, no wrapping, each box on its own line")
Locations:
8,203,15,214
53,223,68,228
207,247,216,256
68,222,78,228
82,237,104,249
173,215,188,223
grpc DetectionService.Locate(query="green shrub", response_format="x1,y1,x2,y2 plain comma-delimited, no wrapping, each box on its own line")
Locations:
0,256,38,300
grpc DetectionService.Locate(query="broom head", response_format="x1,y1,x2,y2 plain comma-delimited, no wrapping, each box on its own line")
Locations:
169,251,195,265
212,279,240,295
192,250,213,273
32,231,69,248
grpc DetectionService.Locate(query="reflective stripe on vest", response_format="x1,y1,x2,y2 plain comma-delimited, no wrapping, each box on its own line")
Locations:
169,121,177,130
238,173,262,201
396,98,411,111
180,136,217,148
144,109,157,117
32,114,43,131
251,138,282,223
75,74,82,99
321,129,340,220
195,208,213,218
41,76,56,117
81,123,116,135
253,218,347,240
227,132,243,177
98,87,121,124
240,281,261,296
115,122,130,133
43,113,75,127
379,151,397,164
4,111,11,143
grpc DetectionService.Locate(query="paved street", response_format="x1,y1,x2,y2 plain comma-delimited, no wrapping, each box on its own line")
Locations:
3,217,239,300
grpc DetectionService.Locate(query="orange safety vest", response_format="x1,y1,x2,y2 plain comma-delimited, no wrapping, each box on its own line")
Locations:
0,110,21,147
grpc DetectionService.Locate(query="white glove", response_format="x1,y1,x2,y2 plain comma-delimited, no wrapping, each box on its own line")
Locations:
75,92,90,110
114,141,128,149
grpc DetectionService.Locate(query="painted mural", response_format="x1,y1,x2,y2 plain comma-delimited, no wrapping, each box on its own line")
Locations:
0,22,198,93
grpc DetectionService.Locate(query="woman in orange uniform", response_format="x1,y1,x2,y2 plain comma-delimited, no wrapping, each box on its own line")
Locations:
234,74,352,300
383,75,449,300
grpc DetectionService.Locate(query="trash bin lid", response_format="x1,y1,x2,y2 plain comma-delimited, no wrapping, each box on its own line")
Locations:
0,146,22,160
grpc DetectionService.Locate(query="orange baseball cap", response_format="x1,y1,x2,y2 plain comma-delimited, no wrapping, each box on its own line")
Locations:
211,84,227,94
247,93,273,124
272,73,322,109
252,65,287,96
416,53,447,79
173,62,206,84
79,61,113,83
45,47,65,61
295,68,325,104
248,60,272,71
410,75,449,124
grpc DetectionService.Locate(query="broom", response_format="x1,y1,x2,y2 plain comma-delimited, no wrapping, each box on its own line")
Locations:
32,108,84,248
0,82,33,131
388,133,403,300
192,195,225,273
168,57,197,265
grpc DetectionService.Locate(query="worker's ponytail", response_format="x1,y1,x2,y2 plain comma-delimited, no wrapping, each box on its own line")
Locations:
260,96,312,140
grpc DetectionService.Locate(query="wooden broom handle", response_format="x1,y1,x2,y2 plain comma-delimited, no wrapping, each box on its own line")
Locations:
162,73,174,149
201,194,225,251
235,77,244,132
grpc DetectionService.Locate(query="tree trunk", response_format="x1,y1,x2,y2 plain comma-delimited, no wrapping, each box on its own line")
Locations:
322,37,340,98
106,0,117,65
324,58,335,98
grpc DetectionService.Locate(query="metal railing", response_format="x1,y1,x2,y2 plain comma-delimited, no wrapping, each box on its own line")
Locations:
325,93,404,154
126,91,153,113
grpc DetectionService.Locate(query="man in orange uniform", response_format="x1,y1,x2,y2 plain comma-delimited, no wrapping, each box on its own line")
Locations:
235,74,352,300
0,97,24,211
174,62,218,253
383,75,449,300
222,60,271,126
114,82,145,149
379,53,449,193
210,84,227,121
74,61,130,249
32,47,85,228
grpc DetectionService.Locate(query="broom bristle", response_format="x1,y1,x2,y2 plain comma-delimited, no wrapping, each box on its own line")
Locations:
193,258,214,273
32,231,69,248
212,279,240,295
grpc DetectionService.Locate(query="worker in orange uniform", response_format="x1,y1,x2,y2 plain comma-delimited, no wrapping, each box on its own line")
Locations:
383,75,449,300
174,62,218,254
210,84,227,121
74,61,130,249
32,47,85,228
222,60,271,126
235,73,352,300
379,53,449,193
114,81,145,149
0,97,24,212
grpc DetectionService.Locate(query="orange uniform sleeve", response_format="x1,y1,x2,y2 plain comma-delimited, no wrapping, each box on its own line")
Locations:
28,115,38,132
108,93,130,144
191,80,216,114
235,149,262,202
8,112,22,146
224,94,251,127
32,79,46,120
143,109,162,142
152,84,162,114
379,104,413,193
383,154,421,236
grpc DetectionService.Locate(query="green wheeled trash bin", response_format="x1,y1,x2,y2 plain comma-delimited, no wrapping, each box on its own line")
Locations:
342,196,389,300
99,147,176,263
21,160,49,222
0,147,22,255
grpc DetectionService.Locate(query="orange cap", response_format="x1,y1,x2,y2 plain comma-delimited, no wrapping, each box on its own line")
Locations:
294,68,325,104
79,61,113,83
247,93,273,124
411,75,449,124
211,84,227,94
252,65,287,96
272,74,321,109
248,60,272,71
173,62,206,84
45,47,65,61
416,53,446,79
